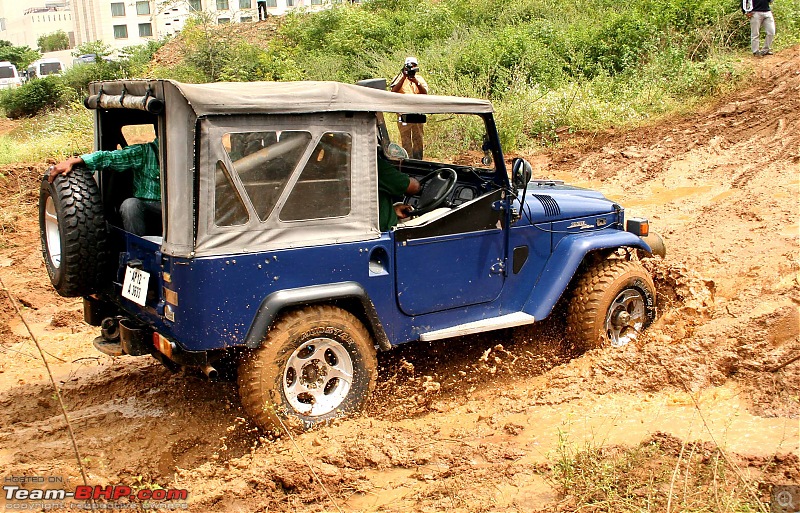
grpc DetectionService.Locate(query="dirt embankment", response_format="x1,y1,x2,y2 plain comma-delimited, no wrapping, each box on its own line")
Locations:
0,48,798,512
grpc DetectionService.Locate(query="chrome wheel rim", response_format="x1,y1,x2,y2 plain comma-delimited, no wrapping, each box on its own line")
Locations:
44,196,61,269
605,289,646,347
283,337,353,417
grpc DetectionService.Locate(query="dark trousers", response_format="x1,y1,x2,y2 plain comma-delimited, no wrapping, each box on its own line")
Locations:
257,1,268,20
120,198,162,236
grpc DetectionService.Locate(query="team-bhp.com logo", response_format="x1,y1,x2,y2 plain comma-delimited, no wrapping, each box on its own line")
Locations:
4,476,188,510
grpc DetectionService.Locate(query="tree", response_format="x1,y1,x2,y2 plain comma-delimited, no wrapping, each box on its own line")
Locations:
0,40,41,69
72,40,113,59
38,30,70,52
118,39,168,77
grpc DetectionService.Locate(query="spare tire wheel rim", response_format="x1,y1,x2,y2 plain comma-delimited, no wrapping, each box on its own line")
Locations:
605,288,646,347
283,337,354,417
44,196,62,269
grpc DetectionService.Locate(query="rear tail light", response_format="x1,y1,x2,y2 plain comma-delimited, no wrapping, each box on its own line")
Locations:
153,332,174,359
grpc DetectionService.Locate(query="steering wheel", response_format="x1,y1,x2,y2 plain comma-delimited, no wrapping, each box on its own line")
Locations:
404,168,458,217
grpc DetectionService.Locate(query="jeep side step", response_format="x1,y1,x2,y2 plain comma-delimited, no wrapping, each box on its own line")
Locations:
419,312,536,342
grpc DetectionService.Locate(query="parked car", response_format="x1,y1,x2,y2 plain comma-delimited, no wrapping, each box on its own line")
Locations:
0,61,22,89
72,53,97,66
39,79,664,433
27,58,66,79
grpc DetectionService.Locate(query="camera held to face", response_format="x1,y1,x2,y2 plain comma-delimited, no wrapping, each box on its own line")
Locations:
403,62,419,78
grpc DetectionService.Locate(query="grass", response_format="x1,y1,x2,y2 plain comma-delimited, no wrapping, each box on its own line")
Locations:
0,103,92,166
548,429,775,512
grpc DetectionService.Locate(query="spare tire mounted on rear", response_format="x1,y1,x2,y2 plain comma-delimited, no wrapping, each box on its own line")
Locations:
39,166,108,297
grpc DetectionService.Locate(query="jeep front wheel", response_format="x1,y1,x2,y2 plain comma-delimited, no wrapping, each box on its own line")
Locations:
238,305,378,433
566,259,656,350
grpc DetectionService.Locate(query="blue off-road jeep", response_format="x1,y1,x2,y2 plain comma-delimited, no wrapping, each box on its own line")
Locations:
39,79,664,431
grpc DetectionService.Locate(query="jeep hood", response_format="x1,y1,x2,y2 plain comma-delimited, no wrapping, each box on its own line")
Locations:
520,184,621,223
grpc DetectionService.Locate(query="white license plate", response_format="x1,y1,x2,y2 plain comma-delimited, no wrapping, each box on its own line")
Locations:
122,267,150,306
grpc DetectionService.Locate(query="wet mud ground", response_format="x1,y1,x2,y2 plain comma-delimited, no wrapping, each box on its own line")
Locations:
0,46,798,511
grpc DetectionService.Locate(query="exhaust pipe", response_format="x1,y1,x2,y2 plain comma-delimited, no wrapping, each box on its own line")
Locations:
201,364,218,380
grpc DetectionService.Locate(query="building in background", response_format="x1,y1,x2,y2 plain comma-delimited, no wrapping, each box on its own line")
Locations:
72,0,333,49
0,0,73,48
2,0,350,53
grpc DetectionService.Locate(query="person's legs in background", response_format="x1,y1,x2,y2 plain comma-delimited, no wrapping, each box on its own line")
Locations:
398,121,413,157
409,123,424,160
762,12,776,54
750,12,765,54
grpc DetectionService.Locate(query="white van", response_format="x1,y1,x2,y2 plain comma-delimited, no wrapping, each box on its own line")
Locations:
27,58,66,79
0,61,22,89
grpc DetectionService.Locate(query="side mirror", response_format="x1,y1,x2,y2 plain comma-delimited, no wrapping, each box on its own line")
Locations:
356,78,388,90
481,134,493,166
384,142,408,159
511,158,532,189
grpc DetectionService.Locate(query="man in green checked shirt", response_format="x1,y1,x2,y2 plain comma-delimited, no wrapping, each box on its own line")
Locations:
48,137,160,236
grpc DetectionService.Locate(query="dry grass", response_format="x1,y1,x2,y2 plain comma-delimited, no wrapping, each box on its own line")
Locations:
546,430,791,512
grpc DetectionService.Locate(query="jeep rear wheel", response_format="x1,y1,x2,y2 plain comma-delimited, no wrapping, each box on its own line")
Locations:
39,166,108,297
566,259,656,350
238,305,378,433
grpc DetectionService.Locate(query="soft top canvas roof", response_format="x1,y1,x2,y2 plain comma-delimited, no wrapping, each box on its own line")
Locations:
88,79,493,117
86,79,497,258
171,80,494,116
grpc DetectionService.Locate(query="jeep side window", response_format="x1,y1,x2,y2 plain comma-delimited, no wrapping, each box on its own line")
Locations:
280,132,352,222
214,161,249,226
221,130,312,222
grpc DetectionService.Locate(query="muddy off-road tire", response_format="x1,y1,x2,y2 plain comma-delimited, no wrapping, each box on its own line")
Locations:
39,166,108,297
566,259,656,350
238,306,378,433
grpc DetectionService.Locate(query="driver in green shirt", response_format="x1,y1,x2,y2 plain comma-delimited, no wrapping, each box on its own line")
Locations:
48,138,160,236
378,153,420,231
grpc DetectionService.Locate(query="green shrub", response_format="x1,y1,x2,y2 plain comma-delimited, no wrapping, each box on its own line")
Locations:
773,1,800,47
37,30,70,52
0,40,40,70
0,76,72,118
178,13,245,82
118,39,169,78
72,40,113,60
6,0,796,151
59,61,124,98
0,103,92,165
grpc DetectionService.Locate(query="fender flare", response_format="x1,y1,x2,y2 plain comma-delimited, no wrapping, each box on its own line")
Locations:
243,282,391,351
522,231,652,320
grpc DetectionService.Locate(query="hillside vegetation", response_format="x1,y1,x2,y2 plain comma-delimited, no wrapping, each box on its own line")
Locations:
1,0,799,159
152,0,800,148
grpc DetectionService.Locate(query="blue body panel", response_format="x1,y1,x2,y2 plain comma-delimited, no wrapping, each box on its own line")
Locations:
395,228,505,315
521,230,650,319
154,238,398,351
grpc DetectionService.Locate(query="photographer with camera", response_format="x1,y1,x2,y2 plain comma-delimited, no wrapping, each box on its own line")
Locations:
390,57,429,160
